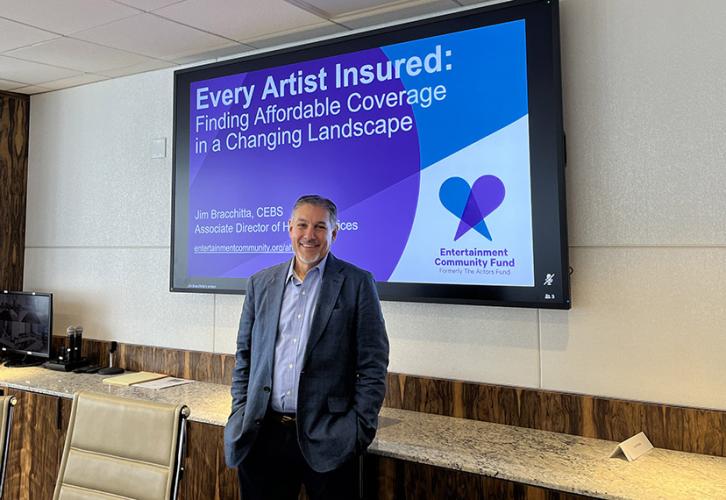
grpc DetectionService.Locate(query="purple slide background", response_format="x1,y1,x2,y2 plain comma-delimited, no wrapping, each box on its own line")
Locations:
188,48,420,280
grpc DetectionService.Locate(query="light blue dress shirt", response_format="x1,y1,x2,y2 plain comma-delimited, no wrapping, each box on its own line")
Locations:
270,255,327,413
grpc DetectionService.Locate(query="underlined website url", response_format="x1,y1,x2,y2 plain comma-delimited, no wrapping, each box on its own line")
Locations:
193,243,292,255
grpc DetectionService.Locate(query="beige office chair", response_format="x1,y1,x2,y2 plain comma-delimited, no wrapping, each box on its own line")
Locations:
53,391,190,500
0,395,17,499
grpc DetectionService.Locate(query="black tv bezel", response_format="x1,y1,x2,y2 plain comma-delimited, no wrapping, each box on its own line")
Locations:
0,290,53,360
171,0,570,309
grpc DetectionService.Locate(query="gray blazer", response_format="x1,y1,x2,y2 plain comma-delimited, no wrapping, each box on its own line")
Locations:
223,253,390,473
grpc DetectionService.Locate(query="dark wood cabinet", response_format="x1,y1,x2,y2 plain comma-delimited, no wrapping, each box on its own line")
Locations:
179,420,239,500
0,387,242,500
367,456,590,500
0,388,71,500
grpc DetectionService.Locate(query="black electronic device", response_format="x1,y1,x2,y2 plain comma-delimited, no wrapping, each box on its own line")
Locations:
45,361,75,372
73,325,83,363
43,325,90,372
46,357,89,372
72,365,100,374
0,291,52,367
97,341,124,375
64,325,76,362
170,0,570,309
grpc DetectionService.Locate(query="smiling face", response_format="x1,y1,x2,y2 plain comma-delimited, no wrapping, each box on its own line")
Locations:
289,202,337,277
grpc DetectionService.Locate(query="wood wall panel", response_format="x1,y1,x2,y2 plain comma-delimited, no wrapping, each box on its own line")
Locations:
460,380,521,425
73,338,236,385
50,338,726,459
385,373,726,458
520,388,591,436
0,91,30,291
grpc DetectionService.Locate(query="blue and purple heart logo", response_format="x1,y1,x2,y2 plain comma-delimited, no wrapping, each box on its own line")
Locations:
439,175,506,241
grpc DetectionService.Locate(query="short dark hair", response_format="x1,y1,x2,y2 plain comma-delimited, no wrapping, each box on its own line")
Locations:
292,195,338,228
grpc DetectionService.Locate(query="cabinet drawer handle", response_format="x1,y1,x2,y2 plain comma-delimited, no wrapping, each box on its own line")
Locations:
56,397,62,430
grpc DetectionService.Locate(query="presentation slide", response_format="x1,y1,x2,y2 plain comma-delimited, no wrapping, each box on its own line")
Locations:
186,19,534,287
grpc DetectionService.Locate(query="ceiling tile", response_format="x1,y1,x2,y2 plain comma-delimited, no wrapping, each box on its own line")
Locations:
247,22,347,50
0,55,80,84
0,0,140,35
0,17,59,52
295,0,406,18
336,0,458,29
11,84,51,95
0,78,26,91
7,37,154,73
114,0,185,11
36,73,108,91
155,0,331,43
97,59,177,78
171,44,252,64
73,12,238,60
457,0,504,5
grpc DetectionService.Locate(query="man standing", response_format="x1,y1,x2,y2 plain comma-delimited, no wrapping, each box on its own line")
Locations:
224,195,389,500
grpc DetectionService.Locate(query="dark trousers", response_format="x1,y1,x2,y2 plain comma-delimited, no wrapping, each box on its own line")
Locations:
238,414,359,500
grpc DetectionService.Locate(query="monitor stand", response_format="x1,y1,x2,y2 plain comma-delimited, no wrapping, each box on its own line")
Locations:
3,354,45,367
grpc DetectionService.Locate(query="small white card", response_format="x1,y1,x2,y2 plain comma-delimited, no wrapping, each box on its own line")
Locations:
610,432,654,461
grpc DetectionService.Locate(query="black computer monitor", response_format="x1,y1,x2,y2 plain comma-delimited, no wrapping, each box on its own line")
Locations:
0,291,52,367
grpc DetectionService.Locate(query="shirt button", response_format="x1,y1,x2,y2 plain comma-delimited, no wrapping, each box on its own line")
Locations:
286,390,291,395
297,314,301,319
302,291,306,296
263,386,270,392
288,363,293,369
255,419,262,425
292,339,297,343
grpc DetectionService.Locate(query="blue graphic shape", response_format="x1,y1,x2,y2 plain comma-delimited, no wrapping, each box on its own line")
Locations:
473,218,492,241
439,177,492,241
381,19,529,170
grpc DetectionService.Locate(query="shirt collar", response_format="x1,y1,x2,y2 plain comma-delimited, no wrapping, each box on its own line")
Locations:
286,253,329,283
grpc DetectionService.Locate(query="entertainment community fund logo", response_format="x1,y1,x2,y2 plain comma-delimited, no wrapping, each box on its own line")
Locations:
439,175,505,241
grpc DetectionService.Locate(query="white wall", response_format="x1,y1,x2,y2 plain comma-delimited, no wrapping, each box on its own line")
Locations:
24,0,726,411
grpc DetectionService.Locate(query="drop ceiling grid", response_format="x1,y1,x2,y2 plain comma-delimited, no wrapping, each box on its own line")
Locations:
0,0,471,93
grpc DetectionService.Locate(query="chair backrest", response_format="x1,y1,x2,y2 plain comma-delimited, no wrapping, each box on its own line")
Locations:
0,395,17,500
53,391,189,500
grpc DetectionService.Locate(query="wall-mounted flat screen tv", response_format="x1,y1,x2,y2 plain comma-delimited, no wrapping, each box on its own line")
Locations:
172,0,570,309
0,291,52,366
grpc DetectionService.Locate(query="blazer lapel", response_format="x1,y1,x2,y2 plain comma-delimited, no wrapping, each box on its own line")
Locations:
260,261,288,355
304,254,344,363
